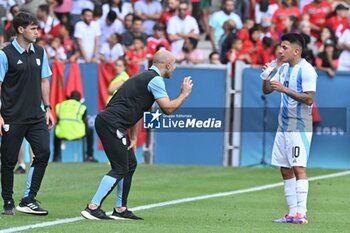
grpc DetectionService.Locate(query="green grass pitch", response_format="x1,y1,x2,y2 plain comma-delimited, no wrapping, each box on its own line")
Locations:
0,164,349,233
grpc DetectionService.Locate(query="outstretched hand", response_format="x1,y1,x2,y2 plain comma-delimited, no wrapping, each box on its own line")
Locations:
181,76,193,97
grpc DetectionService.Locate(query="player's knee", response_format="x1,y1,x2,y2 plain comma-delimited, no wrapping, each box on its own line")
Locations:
107,169,128,179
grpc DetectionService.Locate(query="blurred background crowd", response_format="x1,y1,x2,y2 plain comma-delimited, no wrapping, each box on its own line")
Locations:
0,0,349,77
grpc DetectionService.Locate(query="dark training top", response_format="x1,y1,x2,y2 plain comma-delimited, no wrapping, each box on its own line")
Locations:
99,66,168,130
1,43,45,124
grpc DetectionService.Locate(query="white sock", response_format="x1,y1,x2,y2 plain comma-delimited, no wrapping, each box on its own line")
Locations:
284,177,297,216
19,163,26,169
296,179,309,216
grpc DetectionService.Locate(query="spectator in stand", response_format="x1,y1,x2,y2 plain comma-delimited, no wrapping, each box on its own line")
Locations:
209,0,242,51
226,38,251,63
107,57,129,100
253,0,279,25
302,0,333,38
325,3,349,38
134,0,163,36
159,0,179,25
316,39,339,77
46,36,67,61
167,1,199,56
199,0,211,40
315,26,337,54
101,0,133,23
59,23,80,62
209,51,221,64
70,0,94,26
53,0,72,24
260,36,275,64
0,0,15,19
125,37,148,76
176,38,204,64
280,15,300,39
74,8,101,63
259,16,279,41
299,20,317,54
272,0,301,33
99,10,124,48
122,16,148,48
338,19,350,71
99,33,124,64
219,19,237,64
301,32,316,66
237,18,254,42
4,4,20,42
123,13,134,33
37,4,61,42
147,23,171,57
241,26,263,65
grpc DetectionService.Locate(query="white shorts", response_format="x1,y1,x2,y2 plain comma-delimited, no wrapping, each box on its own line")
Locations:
271,131,312,168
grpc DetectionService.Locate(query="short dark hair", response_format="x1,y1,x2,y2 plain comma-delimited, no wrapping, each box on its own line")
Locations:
133,15,143,24
281,33,305,51
38,4,49,15
12,12,39,33
81,8,93,15
188,37,199,49
209,51,219,60
70,91,81,101
107,10,117,22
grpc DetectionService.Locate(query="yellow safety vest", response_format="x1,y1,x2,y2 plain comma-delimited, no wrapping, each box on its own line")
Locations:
55,99,87,140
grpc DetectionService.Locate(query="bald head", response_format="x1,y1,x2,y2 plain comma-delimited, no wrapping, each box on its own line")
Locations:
152,50,176,78
153,50,174,66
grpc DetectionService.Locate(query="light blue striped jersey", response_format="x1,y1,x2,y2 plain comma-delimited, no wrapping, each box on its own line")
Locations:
271,58,317,132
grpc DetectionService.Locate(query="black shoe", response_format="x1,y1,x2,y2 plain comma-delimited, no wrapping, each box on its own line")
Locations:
110,209,143,220
14,166,26,174
16,197,48,215
86,157,98,163
81,205,111,220
2,200,15,215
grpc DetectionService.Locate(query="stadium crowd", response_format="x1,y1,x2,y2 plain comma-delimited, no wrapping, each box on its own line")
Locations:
0,0,349,76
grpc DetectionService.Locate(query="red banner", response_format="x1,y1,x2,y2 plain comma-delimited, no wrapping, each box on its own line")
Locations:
50,61,65,121
66,62,84,100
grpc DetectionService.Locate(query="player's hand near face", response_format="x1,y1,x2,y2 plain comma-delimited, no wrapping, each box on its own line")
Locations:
270,80,287,93
262,62,270,72
181,76,193,97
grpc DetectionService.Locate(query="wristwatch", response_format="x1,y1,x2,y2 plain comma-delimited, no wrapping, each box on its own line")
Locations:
44,104,52,111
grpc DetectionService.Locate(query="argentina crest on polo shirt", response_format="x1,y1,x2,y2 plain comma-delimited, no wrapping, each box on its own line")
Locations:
36,58,41,66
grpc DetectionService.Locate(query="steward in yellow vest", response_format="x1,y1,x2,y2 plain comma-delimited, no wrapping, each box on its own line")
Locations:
53,91,97,162
55,99,86,140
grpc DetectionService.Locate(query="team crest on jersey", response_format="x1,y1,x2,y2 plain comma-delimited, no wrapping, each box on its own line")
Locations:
36,58,41,66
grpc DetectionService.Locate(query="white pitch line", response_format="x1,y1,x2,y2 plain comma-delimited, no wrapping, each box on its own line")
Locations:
1,170,349,233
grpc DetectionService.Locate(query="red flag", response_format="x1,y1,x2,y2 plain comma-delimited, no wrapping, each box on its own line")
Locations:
98,63,116,112
66,62,84,100
50,61,65,121
98,63,116,149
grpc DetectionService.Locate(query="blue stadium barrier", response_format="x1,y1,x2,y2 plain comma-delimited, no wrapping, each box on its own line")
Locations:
154,66,228,165
240,69,350,169
43,63,229,165
25,63,348,168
